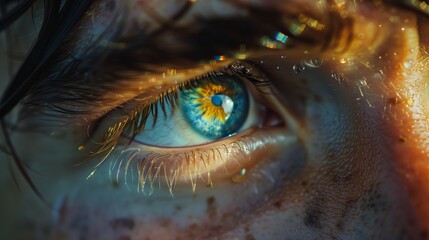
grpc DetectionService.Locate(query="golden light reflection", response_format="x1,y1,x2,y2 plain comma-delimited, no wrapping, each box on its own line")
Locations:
234,53,247,59
260,36,285,49
408,0,429,13
288,21,306,36
400,24,429,155
298,14,326,31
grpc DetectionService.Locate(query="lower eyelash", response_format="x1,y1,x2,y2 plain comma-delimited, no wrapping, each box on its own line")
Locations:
106,132,264,195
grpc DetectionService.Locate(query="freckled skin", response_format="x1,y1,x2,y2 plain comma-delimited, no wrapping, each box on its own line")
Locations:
1,0,429,240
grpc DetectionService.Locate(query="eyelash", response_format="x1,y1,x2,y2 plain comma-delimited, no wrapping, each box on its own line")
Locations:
85,61,274,192
108,134,259,195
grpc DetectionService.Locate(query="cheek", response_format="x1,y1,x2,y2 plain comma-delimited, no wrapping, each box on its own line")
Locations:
41,142,304,239
218,57,420,239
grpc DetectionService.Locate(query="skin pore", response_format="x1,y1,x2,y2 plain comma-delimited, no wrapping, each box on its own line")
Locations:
1,0,429,239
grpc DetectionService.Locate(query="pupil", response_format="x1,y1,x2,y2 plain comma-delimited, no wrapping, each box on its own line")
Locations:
211,94,223,106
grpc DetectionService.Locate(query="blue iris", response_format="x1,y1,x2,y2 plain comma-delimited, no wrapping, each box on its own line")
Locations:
179,75,249,139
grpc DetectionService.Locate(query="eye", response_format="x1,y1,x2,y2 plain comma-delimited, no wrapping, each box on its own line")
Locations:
132,73,260,147
89,62,290,194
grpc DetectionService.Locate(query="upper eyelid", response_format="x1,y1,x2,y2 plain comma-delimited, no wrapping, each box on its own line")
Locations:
23,4,329,109
56,2,335,80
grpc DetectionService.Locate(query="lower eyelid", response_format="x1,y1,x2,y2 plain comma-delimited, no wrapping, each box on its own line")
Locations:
112,127,295,192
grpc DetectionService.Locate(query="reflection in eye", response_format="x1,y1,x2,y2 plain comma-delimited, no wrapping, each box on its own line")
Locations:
88,62,285,194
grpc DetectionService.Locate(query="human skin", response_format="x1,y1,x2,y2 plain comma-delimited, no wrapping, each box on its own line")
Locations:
1,0,429,239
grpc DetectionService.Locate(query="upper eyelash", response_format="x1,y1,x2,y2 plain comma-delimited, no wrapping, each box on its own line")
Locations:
89,61,273,159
